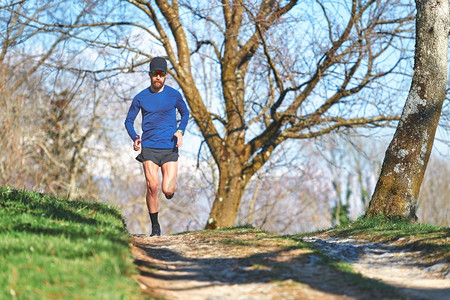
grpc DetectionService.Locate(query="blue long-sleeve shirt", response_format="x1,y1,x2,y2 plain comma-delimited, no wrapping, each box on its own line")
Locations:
124,86,189,149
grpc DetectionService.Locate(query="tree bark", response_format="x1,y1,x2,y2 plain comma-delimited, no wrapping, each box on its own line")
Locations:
366,0,449,220
205,162,246,229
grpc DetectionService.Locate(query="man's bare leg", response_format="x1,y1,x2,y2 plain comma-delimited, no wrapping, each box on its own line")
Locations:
143,160,161,235
161,161,178,199
143,160,160,212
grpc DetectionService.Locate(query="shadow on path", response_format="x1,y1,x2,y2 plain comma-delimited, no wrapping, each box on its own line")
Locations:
129,232,448,299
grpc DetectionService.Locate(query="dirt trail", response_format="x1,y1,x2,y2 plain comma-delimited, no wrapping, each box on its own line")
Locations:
303,235,450,300
130,229,449,300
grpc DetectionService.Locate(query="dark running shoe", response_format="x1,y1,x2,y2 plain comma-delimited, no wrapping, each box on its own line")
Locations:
165,192,174,200
150,224,161,236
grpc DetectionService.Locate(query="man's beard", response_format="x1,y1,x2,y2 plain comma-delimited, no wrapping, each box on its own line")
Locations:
151,78,165,91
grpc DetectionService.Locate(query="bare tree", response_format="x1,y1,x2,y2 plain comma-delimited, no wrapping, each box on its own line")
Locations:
367,0,449,220
7,0,417,228
0,65,38,188
32,83,104,200
132,0,413,229
1,0,66,189
0,1,106,200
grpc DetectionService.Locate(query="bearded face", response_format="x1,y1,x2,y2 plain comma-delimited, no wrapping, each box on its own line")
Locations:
149,72,167,92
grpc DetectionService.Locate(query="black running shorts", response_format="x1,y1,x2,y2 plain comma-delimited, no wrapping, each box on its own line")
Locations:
136,147,179,166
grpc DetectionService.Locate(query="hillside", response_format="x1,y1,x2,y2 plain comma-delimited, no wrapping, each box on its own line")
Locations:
1,187,448,299
0,187,148,299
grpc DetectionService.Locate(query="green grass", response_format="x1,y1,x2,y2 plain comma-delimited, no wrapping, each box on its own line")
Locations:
2,188,447,299
0,187,147,300
175,223,266,236
330,215,449,238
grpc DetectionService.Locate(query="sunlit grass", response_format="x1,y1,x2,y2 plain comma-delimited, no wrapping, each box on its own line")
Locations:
331,215,449,237
0,187,148,300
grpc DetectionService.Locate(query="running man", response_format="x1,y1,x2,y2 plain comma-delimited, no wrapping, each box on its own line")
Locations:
124,57,189,236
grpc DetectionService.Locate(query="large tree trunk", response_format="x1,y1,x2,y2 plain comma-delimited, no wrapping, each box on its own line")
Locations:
366,0,449,220
205,160,246,229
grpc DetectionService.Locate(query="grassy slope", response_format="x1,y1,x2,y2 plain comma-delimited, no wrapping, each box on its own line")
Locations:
0,187,148,300
2,186,447,299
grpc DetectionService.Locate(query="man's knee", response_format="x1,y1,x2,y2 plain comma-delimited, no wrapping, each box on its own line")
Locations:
162,185,175,196
146,181,159,194
162,178,176,195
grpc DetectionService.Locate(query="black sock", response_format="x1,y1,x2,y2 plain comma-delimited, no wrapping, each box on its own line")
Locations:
150,212,159,226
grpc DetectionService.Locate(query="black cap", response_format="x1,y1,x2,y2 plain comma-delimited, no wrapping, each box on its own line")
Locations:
149,57,167,72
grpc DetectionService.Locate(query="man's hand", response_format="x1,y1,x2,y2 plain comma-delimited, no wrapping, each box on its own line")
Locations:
174,131,183,147
133,138,142,151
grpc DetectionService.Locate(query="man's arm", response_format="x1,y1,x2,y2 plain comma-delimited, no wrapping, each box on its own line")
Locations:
175,96,189,134
124,97,141,142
